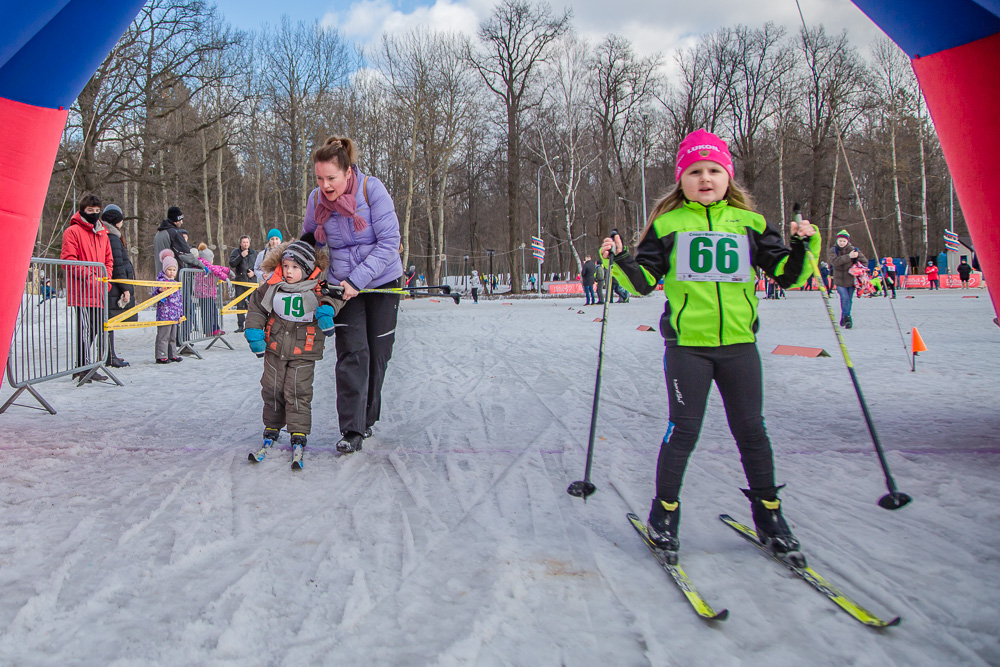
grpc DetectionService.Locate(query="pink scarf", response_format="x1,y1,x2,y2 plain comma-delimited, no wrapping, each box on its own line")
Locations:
314,166,367,236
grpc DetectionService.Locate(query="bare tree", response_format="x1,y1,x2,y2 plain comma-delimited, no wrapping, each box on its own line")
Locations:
468,0,571,292
535,34,597,275
260,16,354,228
589,34,661,239
797,25,869,220
725,23,794,191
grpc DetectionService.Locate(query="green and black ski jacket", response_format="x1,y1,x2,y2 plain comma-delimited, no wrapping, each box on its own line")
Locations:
609,200,821,347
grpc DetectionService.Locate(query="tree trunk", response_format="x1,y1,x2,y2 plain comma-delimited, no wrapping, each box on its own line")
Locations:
890,118,905,262
777,132,786,243
216,143,225,256
401,119,418,269
201,129,214,248
827,147,839,245
507,108,521,293
918,100,928,262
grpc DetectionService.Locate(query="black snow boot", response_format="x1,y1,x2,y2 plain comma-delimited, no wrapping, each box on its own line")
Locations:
647,498,681,563
336,431,364,454
743,487,805,566
844,315,853,329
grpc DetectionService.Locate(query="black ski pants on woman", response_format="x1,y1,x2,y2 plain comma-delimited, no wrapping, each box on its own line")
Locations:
333,279,400,435
656,342,776,502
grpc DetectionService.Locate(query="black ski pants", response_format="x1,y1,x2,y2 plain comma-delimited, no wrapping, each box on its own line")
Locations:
333,279,400,434
656,342,776,502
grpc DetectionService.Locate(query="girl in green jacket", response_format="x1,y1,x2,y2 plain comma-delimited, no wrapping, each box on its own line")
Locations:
603,129,820,565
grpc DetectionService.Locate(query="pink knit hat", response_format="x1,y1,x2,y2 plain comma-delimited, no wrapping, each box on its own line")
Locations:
674,129,735,182
160,248,178,272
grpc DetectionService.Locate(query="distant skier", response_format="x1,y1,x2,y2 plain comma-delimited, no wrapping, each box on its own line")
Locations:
243,235,342,467
829,230,867,328
602,129,819,565
882,259,897,298
469,269,481,303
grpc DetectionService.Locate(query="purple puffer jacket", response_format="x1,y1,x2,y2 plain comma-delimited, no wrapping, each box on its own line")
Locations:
154,272,184,321
302,166,403,289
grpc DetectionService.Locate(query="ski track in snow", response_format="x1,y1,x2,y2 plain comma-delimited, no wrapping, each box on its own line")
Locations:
0,290,998,665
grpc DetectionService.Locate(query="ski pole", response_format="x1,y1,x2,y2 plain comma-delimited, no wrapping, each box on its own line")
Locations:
796,203,911,510
568,229,620,501
321,283,460,304
400,284,452,294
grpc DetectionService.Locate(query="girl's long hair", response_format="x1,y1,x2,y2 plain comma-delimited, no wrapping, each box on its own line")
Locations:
635,179,756,246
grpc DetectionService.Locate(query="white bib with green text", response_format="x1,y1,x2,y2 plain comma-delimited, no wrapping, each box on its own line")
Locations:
674,231,751,283
274,293,314,322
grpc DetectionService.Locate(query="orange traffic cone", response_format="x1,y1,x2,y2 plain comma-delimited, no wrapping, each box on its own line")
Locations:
910,327,927,372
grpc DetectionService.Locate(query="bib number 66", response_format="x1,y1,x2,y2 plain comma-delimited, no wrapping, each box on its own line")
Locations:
690,236,740,274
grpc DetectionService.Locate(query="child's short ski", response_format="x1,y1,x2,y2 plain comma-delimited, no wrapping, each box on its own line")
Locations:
291,444,304,470
719,514,900,628
627,513,728,621
249,436,276,463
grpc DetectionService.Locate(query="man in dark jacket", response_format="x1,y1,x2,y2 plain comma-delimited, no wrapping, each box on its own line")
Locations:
581,255,597,305
153,206,199,274
101,204,134,367
229,235,256,331
828,230,867,329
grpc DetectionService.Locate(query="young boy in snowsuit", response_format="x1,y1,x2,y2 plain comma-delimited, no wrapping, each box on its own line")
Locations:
244,234,342,463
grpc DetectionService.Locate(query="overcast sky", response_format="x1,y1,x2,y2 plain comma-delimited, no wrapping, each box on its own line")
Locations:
213,0,887,63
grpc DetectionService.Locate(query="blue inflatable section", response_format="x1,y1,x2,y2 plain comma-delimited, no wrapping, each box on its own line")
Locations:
0,1,70,73
0,0,146,109
852,0,1000,58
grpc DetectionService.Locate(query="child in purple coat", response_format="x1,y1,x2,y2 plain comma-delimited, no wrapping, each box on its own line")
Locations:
154,249,184,363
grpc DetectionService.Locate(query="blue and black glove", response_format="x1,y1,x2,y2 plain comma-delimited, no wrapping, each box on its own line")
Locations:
316,305,336,337
244,328,266,357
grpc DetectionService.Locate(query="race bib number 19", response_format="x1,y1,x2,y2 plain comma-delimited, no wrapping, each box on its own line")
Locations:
674,231,751,283
275,293,314,322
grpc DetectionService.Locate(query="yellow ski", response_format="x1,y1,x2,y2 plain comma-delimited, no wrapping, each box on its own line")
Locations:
720,514,900,628
627,513,728,621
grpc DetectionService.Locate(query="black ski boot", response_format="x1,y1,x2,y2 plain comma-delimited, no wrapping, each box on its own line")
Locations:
264,427,280,444
743,487,805,567
647,498,681,564
336,431,364,454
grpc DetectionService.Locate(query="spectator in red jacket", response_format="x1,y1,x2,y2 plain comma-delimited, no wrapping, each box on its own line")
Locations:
61,194,114,382
925,259,940,290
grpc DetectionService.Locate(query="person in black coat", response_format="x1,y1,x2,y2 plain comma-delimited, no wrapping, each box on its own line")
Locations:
581,256,597,305
229,235,256,331
957,258,973,288
101,205,135,367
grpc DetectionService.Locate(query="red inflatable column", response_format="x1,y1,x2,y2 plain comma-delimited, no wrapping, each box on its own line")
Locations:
912,32,1000,318
0,97,68,386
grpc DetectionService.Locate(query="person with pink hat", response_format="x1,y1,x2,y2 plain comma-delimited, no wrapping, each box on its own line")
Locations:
600,129,821,566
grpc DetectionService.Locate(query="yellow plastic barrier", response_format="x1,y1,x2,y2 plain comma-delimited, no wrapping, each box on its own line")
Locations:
101,278,186,331
222,280,257,316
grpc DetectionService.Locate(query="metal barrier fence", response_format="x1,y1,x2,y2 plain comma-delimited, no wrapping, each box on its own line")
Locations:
177,267,233,358
3,260,255,415
2,258,121,414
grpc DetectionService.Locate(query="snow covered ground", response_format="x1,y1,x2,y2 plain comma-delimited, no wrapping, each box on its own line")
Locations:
1,287,998,665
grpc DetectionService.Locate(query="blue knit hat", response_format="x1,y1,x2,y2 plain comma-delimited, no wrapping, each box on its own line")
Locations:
267,228,283,241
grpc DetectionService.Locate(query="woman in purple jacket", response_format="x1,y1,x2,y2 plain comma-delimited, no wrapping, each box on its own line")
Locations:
303,136,404,454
